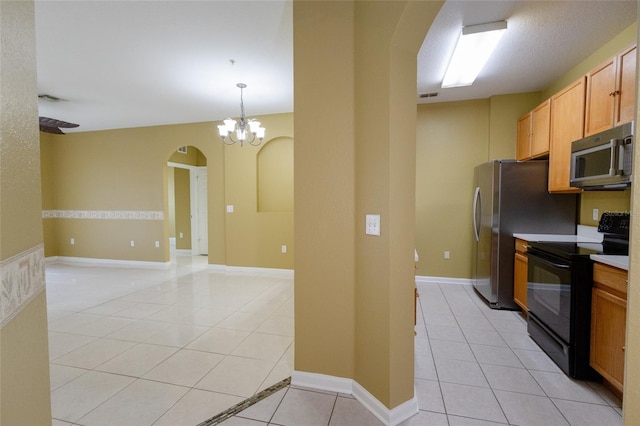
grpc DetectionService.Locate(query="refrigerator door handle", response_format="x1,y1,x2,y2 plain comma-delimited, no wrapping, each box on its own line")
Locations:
473,186,481,242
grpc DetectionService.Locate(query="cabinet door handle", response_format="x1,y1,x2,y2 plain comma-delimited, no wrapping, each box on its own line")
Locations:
623,346,626,352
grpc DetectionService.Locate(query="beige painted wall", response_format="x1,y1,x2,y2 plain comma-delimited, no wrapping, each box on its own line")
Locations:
293,0,357,384
257,137,294,213
489,92,543,160
294,0,443,410
579,191,632,227
415,93,540,278
168,146,207,166
40,113,294,268
0,1,52,424
623,11,640,425
223,113,294,269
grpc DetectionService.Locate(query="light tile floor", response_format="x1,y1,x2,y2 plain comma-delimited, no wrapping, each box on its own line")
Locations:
47,257,623,426
46,255,294,426
221,282,623,426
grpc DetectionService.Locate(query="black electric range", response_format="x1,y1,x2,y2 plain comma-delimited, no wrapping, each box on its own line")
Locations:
528,240,629,259
526,213,629,379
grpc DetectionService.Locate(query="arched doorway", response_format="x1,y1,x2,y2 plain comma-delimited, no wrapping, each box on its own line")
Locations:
167,145,208,257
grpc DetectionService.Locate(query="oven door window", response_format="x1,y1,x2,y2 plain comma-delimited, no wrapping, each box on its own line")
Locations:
527,253,572,343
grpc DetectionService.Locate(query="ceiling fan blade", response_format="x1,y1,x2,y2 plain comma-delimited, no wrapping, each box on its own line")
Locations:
39,116,79,129
39,125,65,134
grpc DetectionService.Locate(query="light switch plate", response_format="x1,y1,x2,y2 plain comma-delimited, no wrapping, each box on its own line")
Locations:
365,214,381,236
226,205,234,213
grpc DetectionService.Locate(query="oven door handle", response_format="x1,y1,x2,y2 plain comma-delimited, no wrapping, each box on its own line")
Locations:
530,253,571,270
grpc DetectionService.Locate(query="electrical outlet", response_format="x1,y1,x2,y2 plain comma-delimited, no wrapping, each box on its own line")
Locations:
70,238,75,245
281,245,287,254
593,208,599,221
365,214,381,236
226,205,234,213
444,251,450,259
130,240,135,247
155,241,160,248
179,232,183,239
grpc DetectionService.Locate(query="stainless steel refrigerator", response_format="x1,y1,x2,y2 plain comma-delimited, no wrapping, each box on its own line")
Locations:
472,160,577,309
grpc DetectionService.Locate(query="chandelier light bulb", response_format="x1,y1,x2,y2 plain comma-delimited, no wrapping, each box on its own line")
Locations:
218,83,265,146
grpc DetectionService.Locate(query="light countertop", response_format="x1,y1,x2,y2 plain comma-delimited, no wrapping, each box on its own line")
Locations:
515,225,629,270
513,233,601,243
591,255,629,271
514,225,603,244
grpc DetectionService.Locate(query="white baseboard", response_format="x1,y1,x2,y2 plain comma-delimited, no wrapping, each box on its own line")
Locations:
415,275,473,286
208,264,294,279
207,264,227,271
291,371,418,426
292,371,353,394
46,256,171,269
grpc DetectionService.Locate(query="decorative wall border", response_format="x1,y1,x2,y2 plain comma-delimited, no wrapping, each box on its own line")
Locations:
42,210,164,220
0,244,46,328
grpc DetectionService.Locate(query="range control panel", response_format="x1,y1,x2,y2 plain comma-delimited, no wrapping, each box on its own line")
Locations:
597,212,630,237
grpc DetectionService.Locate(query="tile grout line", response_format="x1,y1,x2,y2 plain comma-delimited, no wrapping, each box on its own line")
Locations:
416,283,448,419
439,283,512,425
459,284,622,423
325,390,340,426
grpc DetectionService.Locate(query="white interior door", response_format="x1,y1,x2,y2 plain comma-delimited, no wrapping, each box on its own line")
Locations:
195,167,208,255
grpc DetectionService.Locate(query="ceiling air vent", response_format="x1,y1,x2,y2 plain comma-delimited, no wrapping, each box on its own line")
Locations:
420,92,438,98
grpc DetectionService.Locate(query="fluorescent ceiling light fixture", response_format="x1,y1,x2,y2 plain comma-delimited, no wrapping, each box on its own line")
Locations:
442,20,507,88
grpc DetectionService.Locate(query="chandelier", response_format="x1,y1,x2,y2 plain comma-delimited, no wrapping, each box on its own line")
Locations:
217,83,265,146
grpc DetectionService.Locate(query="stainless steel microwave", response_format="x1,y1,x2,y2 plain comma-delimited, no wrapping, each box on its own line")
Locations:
570,122,633,190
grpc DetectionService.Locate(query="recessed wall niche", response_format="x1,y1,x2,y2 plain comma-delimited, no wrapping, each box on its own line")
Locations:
257,137,293,212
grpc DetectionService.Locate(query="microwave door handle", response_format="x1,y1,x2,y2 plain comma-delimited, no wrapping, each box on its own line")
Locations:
617,138,629,175
609,138,622,176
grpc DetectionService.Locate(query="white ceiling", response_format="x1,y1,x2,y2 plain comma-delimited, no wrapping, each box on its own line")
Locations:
417,1,637,104
35,1,637,133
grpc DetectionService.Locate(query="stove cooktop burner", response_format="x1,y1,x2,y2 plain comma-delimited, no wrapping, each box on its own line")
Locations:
529,240,629,259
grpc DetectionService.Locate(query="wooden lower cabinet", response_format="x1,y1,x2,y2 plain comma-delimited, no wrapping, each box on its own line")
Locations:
590,263,628,395
513,239,528,312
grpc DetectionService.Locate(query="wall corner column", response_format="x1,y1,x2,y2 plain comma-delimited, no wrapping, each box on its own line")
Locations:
293,0,442,418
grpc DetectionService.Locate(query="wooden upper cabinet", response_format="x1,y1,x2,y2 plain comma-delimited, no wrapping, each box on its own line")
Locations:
585,43,637,136
549,77,585,193
516,100,550,161
615,44,637,126
585,57,616,136
531,100,551,158
516,112,532,161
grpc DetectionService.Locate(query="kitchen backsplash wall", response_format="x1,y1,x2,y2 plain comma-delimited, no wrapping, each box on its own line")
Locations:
579,191,632,227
